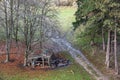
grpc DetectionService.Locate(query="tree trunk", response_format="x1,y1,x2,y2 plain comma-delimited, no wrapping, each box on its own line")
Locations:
15,0,20,44
105,30,111,69
114,26,118,74
102,28,105,51
39,7,44,49
24,50,28,66
10,0,14,37
4,1,10,62
5,39,10,62
23,0,28,66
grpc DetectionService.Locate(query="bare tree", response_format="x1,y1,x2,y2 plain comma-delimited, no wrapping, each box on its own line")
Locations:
0,0,59,66
19,0,57,66
114,17,118,74
0,0,11,62
0,0,18,62
105,30,111,69
13,0,20,43
38,0,58,48
102,27,105,51
20,0,39,66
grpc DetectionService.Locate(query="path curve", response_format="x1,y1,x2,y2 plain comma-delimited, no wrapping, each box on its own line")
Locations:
51,38,109,80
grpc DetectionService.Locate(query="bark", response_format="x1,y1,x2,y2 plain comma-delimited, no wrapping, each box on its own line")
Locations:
110,32,114,54
10,0,14,36
102,28,105,51
23,0,28,66
40,15,43,49
114,26,118,74
24,50,28,66
4,1,10,62
15,0,20,43
105,30,111,69
39,4,45,49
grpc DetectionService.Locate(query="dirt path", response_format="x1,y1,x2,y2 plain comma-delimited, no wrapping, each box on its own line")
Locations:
51,38,109,80
71,51,109,80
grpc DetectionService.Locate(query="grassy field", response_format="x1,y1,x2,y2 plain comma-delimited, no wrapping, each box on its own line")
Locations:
57,7,77,42
57,7,76,32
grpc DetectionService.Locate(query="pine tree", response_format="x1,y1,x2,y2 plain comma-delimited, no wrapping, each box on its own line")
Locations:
73,0,120,74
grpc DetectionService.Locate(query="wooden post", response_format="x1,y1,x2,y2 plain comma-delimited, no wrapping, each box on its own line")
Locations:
42,57,44,68
32,59,35,68
48,57,50,67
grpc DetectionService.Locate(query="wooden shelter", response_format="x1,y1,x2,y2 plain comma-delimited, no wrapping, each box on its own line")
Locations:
27,49,53,68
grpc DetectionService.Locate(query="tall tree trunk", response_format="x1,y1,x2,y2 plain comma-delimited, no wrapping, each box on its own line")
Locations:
39,7,45,49
102,28,105,51
4,1,10,62
24,50,28,66
6,36,10,62
105,30,111,69
23,0,28,66
114,26,118,74
15,0,20,44
10,0,14,37
40,16,43,49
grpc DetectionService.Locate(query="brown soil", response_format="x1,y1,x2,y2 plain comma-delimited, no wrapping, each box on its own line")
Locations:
0,41,49,77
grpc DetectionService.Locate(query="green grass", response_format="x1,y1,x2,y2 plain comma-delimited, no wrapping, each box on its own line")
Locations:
57,7,77,42
0,52,93,80
57,7,76,32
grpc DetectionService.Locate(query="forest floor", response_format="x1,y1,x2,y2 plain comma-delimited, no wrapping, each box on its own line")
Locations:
82,48,120,80
0,41,93,80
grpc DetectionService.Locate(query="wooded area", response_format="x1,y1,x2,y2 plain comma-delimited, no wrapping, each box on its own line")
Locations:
73,0,120,75
0,0,120,80
0,0,59,66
